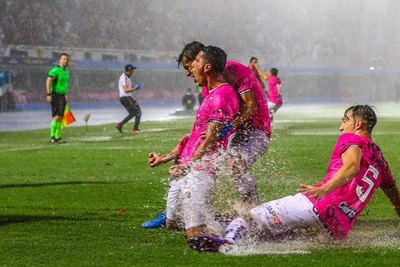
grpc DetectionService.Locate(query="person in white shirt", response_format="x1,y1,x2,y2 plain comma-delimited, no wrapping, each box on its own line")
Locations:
115,64,141,134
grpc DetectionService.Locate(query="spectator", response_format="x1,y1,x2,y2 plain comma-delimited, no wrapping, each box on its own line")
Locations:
182,87,196,110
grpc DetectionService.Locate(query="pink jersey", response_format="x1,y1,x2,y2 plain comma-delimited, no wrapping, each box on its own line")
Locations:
225,61,271,138
179,83,239,165
307,133,396,240
267,75,282,105
203,61,271,138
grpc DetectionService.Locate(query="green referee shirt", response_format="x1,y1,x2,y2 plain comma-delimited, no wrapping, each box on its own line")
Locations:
48,66,69,94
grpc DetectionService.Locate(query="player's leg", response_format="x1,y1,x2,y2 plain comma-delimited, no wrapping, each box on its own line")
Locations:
165,177,186,230
50,94,61,143
182,171,216,238
249,193,326,238
51,94,66,143
235,172,259,204
229,129,269,204
130,99,141,132
189,193,324,252
141,177,185,229
268,101,277,123
117,97,135,129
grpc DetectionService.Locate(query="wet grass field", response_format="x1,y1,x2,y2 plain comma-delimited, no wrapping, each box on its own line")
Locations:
1,107,400,266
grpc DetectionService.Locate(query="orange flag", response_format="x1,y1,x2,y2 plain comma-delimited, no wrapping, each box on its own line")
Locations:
61,104,76,128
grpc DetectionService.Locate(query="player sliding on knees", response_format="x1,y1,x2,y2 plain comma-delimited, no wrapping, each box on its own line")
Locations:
143,45,240,240
142,41,272,229
188,105,400,252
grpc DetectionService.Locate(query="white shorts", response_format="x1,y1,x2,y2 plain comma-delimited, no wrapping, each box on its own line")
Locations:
166,178,185,224
229,129,269,167
250,193,326,236
166,170,216,230
182,170,215,229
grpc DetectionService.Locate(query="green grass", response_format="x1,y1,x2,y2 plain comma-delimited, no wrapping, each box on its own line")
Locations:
1,115,400,266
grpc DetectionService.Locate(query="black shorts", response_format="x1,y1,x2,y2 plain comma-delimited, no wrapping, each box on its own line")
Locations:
51,93,66,117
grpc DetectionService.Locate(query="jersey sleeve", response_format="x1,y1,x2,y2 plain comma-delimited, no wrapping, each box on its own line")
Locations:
225,62,252,95
119,74,128,89
337,133,363,155
236,76,253,95
48,67,58,78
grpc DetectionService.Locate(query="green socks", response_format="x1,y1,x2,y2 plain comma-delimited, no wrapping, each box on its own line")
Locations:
54,121,61,139
50,120,57,138
50,121,62,139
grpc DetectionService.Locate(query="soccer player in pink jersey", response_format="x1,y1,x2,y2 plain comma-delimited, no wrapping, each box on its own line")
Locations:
145,45,240,239
264,68,283,123
169,46,240,239
142,42,209,229
221,61,271,204
179,43,272,205
251,62,283,123
188,105,400,252
142,41,271,228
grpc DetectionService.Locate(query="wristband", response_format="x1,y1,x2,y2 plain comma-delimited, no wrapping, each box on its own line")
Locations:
47,93,51,96
219,123,234,139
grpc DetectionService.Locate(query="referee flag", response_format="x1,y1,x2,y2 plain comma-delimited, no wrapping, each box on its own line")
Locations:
61,104,76,128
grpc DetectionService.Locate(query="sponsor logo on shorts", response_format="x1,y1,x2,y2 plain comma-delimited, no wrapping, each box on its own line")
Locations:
338,202,357,220
266,205,282,226
272,215,282,225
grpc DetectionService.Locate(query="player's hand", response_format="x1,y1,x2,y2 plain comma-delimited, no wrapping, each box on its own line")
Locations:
219,124,234,139
134,83,141,90
148,152,162,167
46,95,52,103
298,184,328,200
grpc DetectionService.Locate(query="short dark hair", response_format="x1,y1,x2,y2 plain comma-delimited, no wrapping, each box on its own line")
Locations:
249,57,257,63
177,41,205,67
59,53,69,59
201,46,227,74
345,104,377,133
270,68,278,76
125,64,137,71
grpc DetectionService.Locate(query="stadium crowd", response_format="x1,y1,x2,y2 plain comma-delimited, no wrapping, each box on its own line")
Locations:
1,0,399,68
